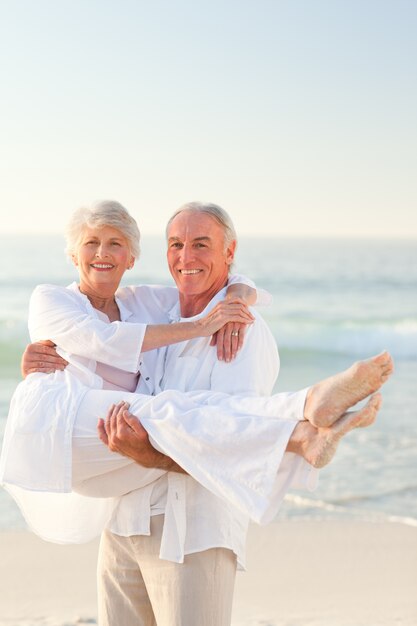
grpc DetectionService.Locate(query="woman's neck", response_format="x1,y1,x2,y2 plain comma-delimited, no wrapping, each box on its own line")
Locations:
78,284,121,321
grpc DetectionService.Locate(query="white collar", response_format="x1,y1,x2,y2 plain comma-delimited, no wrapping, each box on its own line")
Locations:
67,281,135,322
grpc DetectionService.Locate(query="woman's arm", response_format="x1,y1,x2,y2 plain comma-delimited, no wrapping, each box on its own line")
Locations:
140,299,254,351
224,281,257,305
129,276,259,360
25,283,255,375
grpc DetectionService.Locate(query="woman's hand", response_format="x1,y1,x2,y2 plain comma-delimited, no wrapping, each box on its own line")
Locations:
197,298,254,336
210,321,247,362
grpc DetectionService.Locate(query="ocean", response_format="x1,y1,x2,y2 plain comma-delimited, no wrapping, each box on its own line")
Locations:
0,235,416,530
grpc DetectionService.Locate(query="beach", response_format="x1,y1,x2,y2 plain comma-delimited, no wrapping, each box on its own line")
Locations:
1,521,416,625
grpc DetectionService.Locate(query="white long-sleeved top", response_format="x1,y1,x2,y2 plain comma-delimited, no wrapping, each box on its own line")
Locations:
0,281,172,492
0,281,180,542
108,293,318,568
0,280,317,562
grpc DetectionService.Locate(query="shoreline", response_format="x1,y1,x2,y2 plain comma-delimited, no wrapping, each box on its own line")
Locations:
0,520,415,626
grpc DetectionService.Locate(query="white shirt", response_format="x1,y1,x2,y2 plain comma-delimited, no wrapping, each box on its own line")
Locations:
108,289,317,568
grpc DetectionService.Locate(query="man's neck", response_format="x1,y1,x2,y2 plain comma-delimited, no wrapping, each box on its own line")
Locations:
179,279,228,318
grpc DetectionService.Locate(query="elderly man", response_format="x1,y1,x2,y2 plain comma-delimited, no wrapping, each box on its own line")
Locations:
93,202,388,626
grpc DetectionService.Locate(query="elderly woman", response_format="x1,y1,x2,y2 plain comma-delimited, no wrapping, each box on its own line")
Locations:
0,200,391,544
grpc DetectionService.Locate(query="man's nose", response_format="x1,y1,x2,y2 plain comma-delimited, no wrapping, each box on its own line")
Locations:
179,244,194,264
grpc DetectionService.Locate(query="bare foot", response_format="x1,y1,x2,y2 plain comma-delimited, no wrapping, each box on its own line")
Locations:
291,393,382,468
304,351,393,427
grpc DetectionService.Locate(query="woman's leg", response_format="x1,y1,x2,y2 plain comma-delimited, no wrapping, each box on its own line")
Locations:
72,389,166,497
71,387,300,500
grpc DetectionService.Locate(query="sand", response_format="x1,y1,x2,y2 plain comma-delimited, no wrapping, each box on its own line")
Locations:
0,521,416,626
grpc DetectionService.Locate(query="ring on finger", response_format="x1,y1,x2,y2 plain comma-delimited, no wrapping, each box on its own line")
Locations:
231,331,239,337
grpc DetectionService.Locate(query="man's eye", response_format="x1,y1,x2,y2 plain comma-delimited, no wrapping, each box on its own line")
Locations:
171,242,183,248
111,242,121,246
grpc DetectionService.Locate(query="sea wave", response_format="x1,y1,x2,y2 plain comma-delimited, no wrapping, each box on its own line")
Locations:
283,494,417,527
272,318,417,360
329,484,417,505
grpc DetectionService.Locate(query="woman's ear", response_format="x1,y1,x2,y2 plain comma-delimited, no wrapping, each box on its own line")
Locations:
71,254,78,267
128,256,135,270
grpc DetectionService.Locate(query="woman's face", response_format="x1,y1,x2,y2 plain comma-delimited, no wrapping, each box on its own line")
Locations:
72,225,135,295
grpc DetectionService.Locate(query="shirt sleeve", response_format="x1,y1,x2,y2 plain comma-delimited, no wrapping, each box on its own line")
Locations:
209,309,316,502
28,284,146,372
124,284,179,322
209,309,280,396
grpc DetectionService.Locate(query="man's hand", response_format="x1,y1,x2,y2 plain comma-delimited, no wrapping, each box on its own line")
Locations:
21,340,68,378
98,401,186,473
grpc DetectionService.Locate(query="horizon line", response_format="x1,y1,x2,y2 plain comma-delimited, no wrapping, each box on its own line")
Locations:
1,232,416,241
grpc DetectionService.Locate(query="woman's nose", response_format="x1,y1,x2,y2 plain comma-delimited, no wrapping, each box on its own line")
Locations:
96,245,109,258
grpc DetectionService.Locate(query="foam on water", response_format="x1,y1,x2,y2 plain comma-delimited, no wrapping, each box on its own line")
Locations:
283,494,417,527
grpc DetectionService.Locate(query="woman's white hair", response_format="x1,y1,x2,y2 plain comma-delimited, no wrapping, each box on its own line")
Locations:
65,200,141,259
166,201,237,248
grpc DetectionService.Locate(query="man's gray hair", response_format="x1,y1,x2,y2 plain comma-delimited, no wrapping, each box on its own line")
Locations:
65,200,141,259
166,201,237,248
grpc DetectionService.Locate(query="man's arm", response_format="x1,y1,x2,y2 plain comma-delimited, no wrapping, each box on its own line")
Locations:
98,401,186,474
21,341,67,377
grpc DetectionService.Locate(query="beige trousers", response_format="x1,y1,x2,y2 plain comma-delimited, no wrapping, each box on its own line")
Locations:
97,515,237,626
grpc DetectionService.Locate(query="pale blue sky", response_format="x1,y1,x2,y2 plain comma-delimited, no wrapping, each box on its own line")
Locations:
0,0,416,237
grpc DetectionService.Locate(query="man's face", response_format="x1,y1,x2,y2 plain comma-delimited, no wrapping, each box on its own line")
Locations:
167,211,236,300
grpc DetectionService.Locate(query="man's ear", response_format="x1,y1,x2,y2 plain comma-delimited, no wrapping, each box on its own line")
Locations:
225,240,237,266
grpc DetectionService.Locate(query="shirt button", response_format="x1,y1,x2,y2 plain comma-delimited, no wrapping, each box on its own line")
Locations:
145,377,150,381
